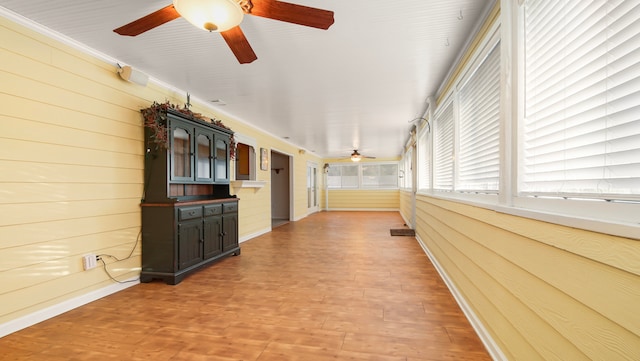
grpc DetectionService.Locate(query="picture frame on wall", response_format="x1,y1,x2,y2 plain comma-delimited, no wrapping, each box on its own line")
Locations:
260,148,268,171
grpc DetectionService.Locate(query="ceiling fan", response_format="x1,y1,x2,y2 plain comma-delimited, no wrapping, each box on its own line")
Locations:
113,0,334,64
349,149,375,162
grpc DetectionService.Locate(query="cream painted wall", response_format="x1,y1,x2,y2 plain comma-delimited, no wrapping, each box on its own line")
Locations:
405,195,640,360
1,15,147,326
327,190,399,210
399,190,412,223
0,13,323,330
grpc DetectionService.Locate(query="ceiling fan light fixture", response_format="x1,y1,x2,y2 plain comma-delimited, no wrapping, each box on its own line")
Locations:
351,150,362,162
173,0,244,32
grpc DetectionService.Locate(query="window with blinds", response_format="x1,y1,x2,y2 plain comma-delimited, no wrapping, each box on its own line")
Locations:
327,164,358,189
417,125,431,190
327,163,398,189
433,101,455,190
522,0,640,201
458,41,501,192
399,149,413,190
363,163,399,188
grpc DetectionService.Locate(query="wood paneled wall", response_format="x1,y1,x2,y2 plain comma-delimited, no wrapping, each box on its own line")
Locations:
327,190,399,210
399,190,412,225
0,14,324,331
409,195,640,360
0,15,145,325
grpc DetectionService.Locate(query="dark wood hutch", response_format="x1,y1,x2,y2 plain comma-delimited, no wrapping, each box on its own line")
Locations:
140,108,240,285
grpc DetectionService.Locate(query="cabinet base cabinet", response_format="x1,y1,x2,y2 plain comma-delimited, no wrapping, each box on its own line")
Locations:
139,247,240,285
141,200,240,285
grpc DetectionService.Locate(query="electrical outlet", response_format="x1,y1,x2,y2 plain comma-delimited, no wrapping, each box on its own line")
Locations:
82,254,97,270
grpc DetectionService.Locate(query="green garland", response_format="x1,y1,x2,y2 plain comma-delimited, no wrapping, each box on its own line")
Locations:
141,101,236,159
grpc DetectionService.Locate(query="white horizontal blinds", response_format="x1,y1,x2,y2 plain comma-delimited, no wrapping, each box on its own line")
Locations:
362,164,398,188
434,102,454,190
417,127,431,189
458,42,501,192
327,164,358,188
522,0,640,200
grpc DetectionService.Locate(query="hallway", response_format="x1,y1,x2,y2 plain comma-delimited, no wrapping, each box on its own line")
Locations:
1,211,491,360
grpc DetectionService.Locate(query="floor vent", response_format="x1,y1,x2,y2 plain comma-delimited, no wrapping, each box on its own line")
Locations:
390,229,415,236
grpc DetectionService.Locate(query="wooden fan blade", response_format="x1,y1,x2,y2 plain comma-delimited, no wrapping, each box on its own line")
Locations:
113,5,180,36
248,0,334,30
220,26,258,64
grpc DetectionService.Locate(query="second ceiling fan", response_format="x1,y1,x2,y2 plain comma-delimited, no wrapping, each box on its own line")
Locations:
113,0,334,64
349,150,375,162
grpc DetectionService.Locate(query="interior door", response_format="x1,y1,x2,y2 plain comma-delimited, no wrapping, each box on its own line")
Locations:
307,162,319,213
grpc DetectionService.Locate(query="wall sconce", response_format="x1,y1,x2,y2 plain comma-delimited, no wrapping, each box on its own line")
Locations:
117,65,149,86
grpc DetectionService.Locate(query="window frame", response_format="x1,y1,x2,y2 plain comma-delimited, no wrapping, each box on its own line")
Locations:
327,161,399,190
232,133,257,181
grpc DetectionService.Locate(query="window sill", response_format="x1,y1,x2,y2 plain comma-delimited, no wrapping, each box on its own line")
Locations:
231,180,267,189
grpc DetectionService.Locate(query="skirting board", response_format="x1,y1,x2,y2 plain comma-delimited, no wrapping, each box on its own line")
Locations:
0,278,139,338
415,235,508,361
239,227,271,243
324,208,400,212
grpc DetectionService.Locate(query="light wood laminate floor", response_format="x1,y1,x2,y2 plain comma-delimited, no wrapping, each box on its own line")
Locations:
1,211,492,361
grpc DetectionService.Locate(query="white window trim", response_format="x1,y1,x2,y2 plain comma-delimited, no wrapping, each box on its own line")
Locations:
231,133,259,185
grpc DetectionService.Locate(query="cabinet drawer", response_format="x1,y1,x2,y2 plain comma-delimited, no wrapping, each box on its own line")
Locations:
223,203,238,213
204,204,222,216
178,206,202,221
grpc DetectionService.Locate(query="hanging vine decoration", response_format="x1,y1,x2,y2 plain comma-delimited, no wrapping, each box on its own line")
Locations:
141,100,236,159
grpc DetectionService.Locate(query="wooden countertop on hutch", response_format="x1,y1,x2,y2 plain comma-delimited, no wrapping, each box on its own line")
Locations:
141,198,240,207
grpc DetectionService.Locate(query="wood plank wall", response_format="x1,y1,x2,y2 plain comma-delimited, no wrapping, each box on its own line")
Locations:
327,190,400,210
399,190,412,225
408,195,640,360
0,15,146,324
0,13,324,330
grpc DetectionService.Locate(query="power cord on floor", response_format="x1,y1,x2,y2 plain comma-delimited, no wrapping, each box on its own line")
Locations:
96,229,141,284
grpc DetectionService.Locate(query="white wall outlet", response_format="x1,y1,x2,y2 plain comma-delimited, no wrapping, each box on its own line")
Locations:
82,254,97,270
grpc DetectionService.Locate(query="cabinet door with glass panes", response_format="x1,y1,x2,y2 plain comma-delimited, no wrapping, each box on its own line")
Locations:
170,121,194,182
195,126,214,182
213,133,230,183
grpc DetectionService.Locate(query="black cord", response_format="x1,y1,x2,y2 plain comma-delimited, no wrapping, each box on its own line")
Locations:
96,229,142,283
98,257,139,284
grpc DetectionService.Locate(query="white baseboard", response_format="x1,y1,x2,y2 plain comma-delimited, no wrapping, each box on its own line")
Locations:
239,227,271,243
325,208,400,212
0,278,139,338
415,235,507,361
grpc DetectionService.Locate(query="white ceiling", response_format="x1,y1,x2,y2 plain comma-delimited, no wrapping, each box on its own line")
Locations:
1,0,493,159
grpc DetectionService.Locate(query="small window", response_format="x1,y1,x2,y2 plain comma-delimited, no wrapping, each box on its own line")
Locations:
363,163,399,188
235,143,256,180
327,163,398,189
433,101,454,191
328,164,359,189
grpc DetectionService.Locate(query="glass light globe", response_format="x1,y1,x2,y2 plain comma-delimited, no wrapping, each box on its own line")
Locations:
173,0,244,32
